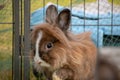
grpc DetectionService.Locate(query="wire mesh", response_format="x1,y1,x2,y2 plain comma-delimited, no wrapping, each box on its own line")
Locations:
0,0,120,80
0,0,13,80
30,0,120,79
30,0,120,47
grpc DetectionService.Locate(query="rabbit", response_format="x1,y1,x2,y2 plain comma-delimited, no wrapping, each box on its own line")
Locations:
97,48,120,80
30,5,97,80
98,57,120,80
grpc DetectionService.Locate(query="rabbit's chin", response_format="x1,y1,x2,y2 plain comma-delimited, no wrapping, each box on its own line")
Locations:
33,61,51,72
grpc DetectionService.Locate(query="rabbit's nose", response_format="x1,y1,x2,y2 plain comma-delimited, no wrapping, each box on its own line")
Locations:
37,61,41,64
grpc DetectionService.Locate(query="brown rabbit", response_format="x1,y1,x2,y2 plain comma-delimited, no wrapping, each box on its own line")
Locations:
30,5,97,80
98,58,120,80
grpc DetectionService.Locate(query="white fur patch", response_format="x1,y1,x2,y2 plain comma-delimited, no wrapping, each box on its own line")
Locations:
34,31,50,67
52,72,62,80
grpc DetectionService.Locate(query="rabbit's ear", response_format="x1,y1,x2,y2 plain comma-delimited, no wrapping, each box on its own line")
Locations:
56,9,71,31
46,5,58,24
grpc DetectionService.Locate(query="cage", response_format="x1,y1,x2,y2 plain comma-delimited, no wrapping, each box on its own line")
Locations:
0,0,120,80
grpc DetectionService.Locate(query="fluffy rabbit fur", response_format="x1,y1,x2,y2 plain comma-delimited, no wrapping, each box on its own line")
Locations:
30,5,97,80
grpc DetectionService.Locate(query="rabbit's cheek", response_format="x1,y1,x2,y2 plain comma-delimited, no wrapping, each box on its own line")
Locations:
39,53,50,63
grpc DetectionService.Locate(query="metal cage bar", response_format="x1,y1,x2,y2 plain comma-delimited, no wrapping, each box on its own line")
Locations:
24,0,31,80
111,0,113,46
12,0,21,80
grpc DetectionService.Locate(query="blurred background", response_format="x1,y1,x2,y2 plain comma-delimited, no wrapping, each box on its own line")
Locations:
0,0,120,80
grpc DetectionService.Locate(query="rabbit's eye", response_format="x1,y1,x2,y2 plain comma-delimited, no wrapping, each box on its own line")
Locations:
46,42,53,49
